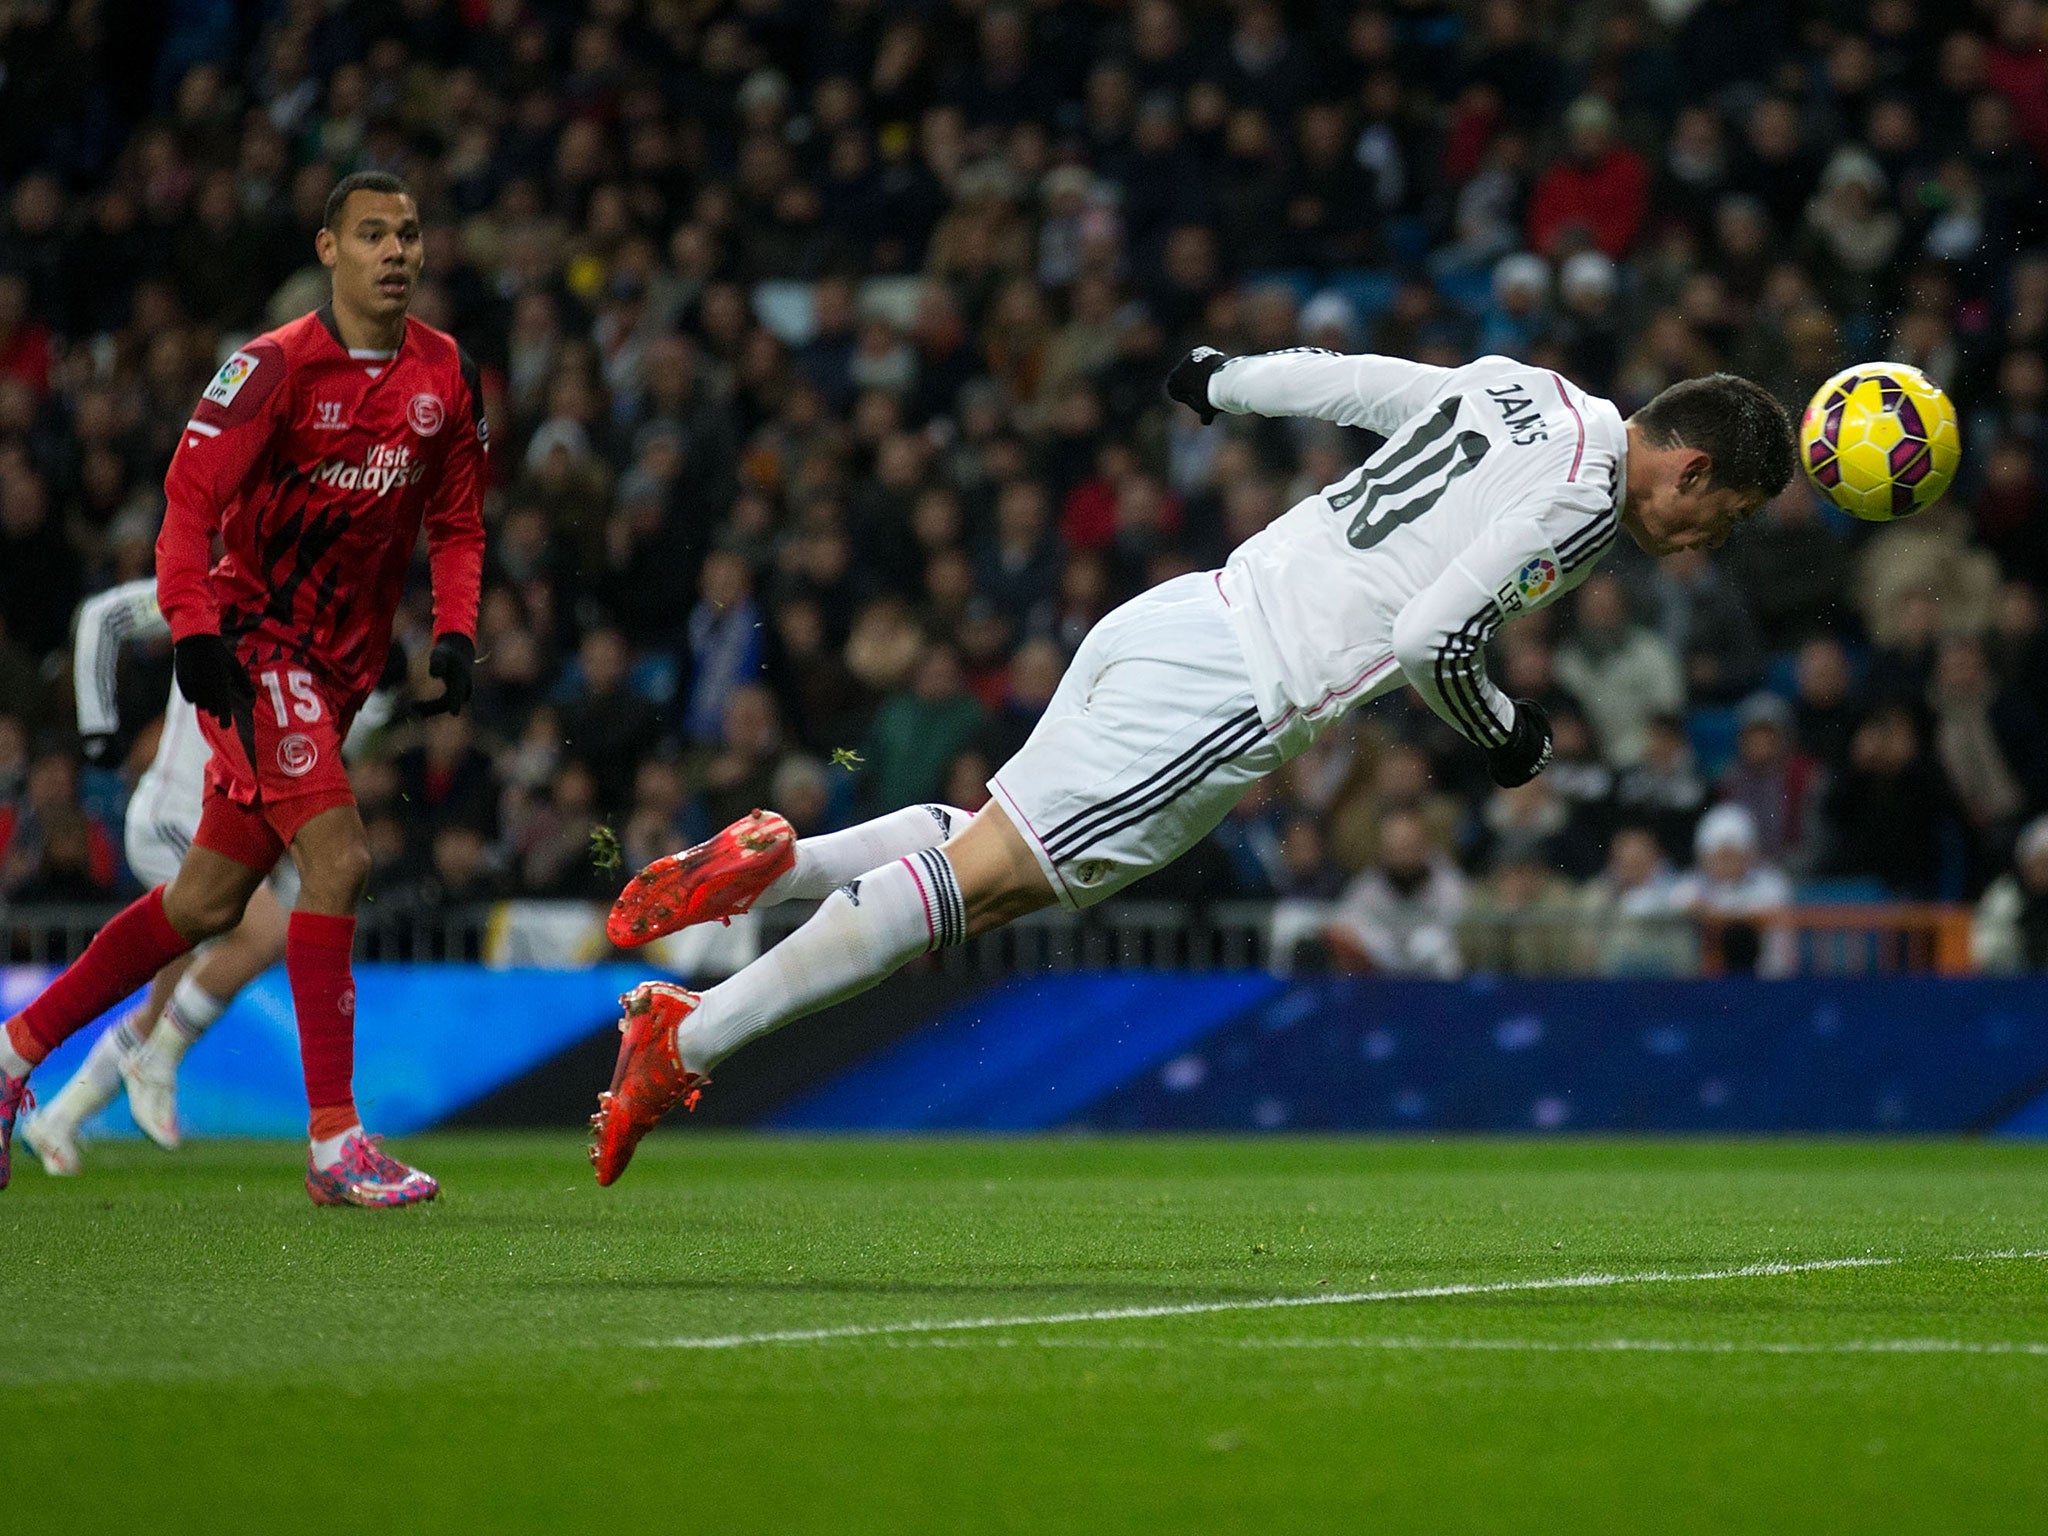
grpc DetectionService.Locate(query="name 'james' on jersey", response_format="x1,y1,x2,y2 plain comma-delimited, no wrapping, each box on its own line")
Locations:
155,304,486,709
1211,351,1628,754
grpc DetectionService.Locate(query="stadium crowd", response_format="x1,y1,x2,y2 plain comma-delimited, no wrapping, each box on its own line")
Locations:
4,0,2048,972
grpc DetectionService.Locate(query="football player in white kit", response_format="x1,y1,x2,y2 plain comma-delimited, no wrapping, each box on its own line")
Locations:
20,581,399,1173
586,350,1796,1183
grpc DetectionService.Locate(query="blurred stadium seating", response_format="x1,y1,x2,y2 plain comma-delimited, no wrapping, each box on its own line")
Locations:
5,0,2048,986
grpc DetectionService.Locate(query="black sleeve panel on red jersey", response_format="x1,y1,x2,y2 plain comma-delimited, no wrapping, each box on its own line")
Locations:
159,337,291,640
422,345,488,642
456,346,490,452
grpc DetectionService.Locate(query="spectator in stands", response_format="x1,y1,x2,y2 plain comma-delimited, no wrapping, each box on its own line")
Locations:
860,641,985,813
1526,96,1649,259
0,745,118,900
1718,693,1825,876
1474,774,1606,882
0,0,2035,928
395,714,499,853
1646,547,1763,704
559,626,663,815
1324,810,1467,978
1540,706,1614,843
1722,485,1853,650
0,464,79,661
1327,739,1463,873
980,636,1064,766
1820,702,1953,899
692,683,786,832
1927,634,2045,890
1579,825,1692,977
1477,253,1551,358
0,714,25,804
1972,815,2048,972
1670,804,1795,977
1462,841,1582,976
1276,815,1344,900
1555,574,1685,768
1792,636,1861,774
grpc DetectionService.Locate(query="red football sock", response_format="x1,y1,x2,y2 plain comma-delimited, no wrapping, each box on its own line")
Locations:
287,912,359,1140
4,887,190,1068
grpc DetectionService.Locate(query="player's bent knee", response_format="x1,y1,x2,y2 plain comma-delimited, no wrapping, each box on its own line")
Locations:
944,803,1058,936
161,880,249,943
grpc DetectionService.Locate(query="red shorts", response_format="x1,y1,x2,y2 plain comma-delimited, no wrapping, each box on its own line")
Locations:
193,664,357,866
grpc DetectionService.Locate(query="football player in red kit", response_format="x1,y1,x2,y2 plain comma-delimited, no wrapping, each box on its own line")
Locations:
0,171,485,1205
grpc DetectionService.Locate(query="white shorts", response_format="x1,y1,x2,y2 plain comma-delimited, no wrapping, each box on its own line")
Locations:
989,571,1288,910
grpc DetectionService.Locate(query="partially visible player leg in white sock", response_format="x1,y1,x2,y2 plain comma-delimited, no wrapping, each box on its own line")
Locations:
677,848,967,1074
34,1016,139,1128
761,804,972,904
133,971,228,1075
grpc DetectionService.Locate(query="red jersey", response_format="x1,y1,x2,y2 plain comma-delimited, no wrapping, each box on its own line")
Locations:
157,304,486,709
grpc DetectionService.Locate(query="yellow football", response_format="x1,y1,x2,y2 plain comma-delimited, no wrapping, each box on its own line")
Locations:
1798,363,1960,521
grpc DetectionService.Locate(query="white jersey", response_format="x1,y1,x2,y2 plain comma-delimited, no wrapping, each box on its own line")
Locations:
73,580,213,855
1210,351,1628,753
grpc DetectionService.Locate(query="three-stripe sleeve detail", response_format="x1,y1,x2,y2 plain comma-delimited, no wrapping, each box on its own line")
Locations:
1434,603,1510,749
1557,516,1617,570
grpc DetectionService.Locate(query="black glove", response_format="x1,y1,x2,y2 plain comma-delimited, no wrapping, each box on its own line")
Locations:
1486,698,1553,788
413,632,475,717
173,633,255,729
1165,346,1232,425
82,733,125,767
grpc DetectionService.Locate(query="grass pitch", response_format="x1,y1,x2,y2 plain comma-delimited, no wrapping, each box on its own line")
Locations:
5,1134,2046,1534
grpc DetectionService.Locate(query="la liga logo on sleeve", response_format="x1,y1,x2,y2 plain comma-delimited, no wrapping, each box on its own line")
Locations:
1516,557,1558,601
203,351,260,407
1496,556,1559,613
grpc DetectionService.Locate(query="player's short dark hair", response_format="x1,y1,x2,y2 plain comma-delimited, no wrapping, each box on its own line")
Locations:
1634,373,1797,500
323,170,413,231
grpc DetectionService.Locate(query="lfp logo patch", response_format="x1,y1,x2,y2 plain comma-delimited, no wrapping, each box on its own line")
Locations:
1515,557,1558,603
203,351,259,407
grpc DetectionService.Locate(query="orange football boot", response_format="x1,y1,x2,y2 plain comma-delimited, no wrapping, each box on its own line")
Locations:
607,809,797,949
589,981,709,1186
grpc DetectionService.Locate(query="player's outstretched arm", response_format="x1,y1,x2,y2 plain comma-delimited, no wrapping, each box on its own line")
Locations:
159,343,289,726
416,352,489,714
1389,516,1556,788
1171,347,1453,435
72,579,171,758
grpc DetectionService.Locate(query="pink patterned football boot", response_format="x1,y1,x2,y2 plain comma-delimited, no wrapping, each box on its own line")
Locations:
0,1069,29,1191
305,1131,440,1208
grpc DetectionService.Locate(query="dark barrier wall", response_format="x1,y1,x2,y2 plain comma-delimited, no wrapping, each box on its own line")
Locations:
9,965,2048,1137
774,974,2048,1136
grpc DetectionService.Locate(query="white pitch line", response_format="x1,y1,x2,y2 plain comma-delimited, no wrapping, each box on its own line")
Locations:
846,1335,2048,1357
648,1255,1894,1351
1231,1336,2048,1357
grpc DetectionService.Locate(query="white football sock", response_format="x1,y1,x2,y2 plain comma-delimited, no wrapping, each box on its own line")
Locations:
147,974,229,1069
36,1020,137,1125
0,1031,31,1079
310,1125,362,1167
677,848,968,1074
763,804,972,904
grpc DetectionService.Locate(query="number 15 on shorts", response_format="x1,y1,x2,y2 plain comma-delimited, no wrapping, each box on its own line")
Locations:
259,668,325,726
